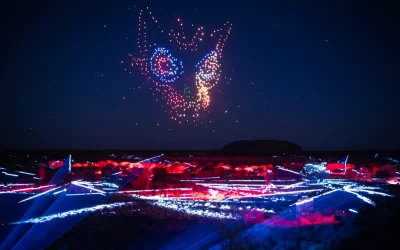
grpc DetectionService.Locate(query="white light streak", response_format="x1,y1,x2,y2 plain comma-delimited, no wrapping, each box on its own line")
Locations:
12,185,55,193
71,181,106,195
16,171,36,176
12,202,134,224
18,186,61,203
2,172,18,177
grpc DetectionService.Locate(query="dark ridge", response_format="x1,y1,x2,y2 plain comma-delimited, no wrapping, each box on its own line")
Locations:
1,149,399,160
222,140,303,154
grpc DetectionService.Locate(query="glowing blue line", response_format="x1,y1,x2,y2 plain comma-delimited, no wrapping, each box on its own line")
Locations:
53,189,66,195
71,181,106,195
11,202,133,224
347,188,394,197
2,183,34,186
275,166,306,176
18,186,61,203
68,155,71,172
136,154,164,163
12,185,55,192
110,154,163,176
291,189,340,206
282,182,304,189
16,171,36,176
344,190,375,206
2,172,19,177
65,193,104,196
192,177,220,180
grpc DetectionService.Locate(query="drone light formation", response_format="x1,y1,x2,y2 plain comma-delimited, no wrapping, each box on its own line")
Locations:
129,7,232,123
150,47,183,83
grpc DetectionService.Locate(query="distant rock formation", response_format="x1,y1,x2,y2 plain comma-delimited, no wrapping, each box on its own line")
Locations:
222,140,303,154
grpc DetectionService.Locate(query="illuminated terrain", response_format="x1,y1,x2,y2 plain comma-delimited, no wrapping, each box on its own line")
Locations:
0,152,399,249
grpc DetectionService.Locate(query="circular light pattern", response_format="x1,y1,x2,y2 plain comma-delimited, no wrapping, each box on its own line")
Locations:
128,7,232,123
150,47,183,83
196,51,219,83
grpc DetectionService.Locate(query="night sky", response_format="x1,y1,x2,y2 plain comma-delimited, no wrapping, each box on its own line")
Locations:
1,0,399,150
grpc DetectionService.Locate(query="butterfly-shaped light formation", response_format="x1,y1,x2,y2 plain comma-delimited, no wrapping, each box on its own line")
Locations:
129,7,232,123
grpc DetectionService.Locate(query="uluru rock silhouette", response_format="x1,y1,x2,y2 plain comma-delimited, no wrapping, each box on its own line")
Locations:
222,140,303,154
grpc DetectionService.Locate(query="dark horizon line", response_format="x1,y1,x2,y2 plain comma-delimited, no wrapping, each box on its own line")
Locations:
1,148,399,152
